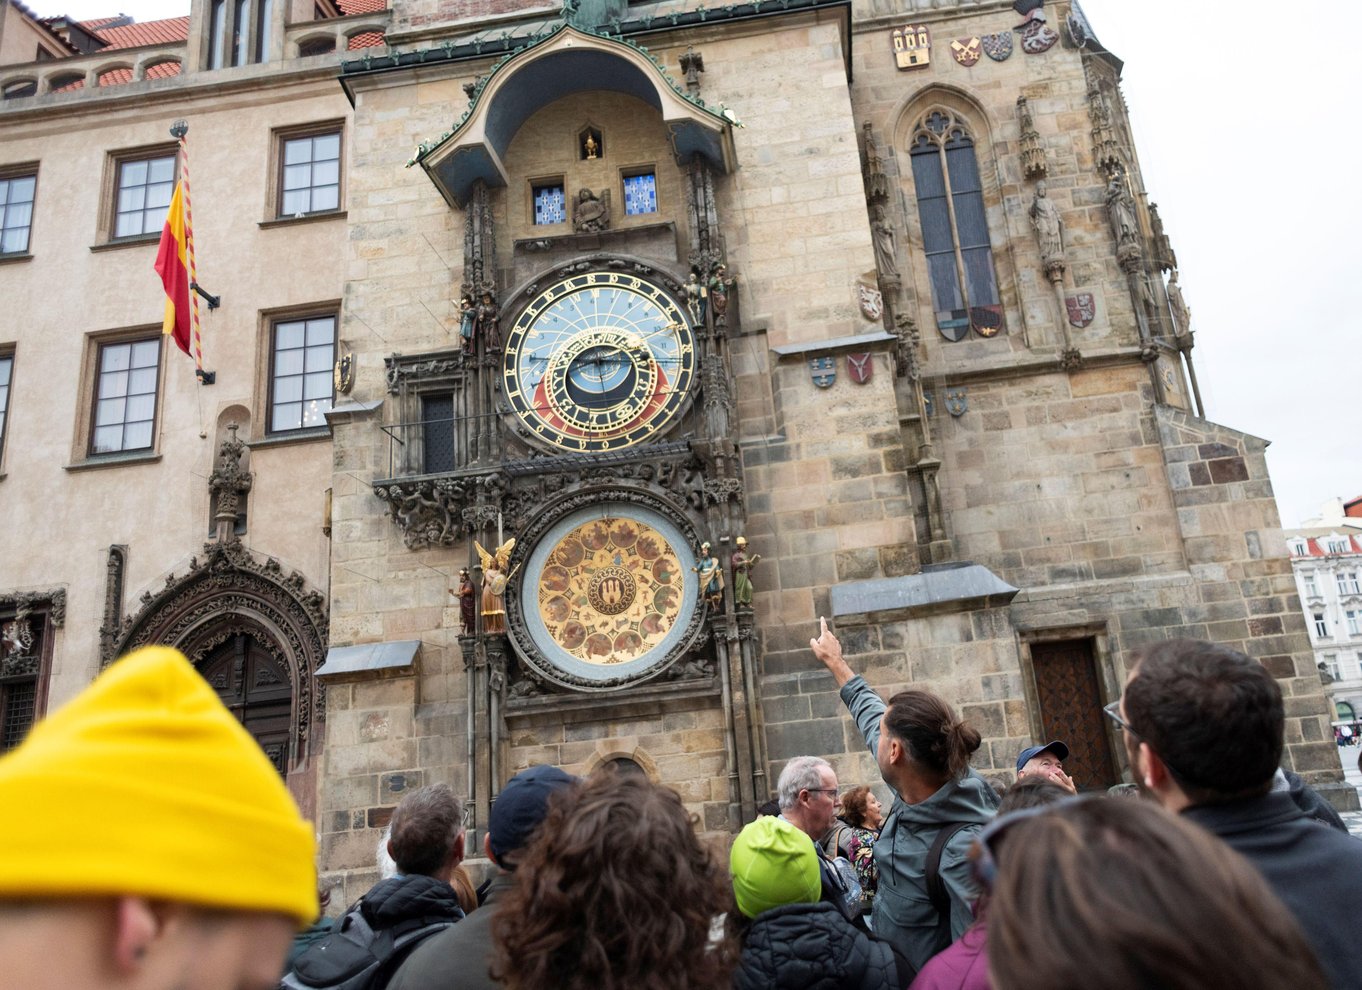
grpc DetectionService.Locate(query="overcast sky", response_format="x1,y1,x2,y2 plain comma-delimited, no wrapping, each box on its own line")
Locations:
32,0,1356,526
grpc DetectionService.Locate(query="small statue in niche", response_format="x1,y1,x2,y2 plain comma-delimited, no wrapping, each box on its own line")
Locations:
730,536,761,608
693,541,724,612
583,133,598,160
454,568,476,634
572,188,611,233
1167,271,1192,337
475,538,516,634
683,271,706,326
708,263,735,324
458,294,476,355
476,290,500,352
870,204,900,280
1028,180,1065,267
1105,171,1139,250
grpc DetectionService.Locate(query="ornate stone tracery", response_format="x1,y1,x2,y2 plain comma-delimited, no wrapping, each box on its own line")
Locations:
106,540,328,771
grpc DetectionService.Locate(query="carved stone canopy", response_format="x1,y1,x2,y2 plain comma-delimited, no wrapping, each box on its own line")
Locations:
419,27,736,208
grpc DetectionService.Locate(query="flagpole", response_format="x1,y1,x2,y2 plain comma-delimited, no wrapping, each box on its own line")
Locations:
169,120,215,385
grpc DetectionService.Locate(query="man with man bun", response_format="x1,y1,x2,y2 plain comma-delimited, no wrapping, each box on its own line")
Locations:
811,617,997,978
0,645,318,990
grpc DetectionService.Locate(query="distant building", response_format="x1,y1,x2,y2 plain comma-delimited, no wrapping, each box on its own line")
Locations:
1287,497,1362,728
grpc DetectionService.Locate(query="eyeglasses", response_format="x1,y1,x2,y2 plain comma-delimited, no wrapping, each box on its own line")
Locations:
805,788,839,797
1103,699,1191,783
969,794,1092,893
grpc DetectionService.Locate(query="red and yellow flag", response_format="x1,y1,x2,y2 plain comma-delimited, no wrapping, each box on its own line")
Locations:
153,181,192,357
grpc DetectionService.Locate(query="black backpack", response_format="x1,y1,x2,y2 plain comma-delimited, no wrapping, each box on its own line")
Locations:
280,901,456,990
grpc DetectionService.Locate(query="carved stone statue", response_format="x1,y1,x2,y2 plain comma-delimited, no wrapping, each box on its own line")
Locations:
458,294,476,355
456,568,476,634
693,541,724,611
1167,271,1192,337
870,204,900,280
1028,180,1064,268
1105,172,1139,250
475,537,516,634
708,264,734,324
208,423,253,544
572,188,611,233
683,271,705,325
731,536,761,608
476,290,500,352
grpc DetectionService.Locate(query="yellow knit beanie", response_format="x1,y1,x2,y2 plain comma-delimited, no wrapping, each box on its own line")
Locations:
0,645,317,926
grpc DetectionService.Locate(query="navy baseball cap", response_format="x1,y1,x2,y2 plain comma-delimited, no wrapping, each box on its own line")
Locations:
488,765,576,864
1016,741,1070,773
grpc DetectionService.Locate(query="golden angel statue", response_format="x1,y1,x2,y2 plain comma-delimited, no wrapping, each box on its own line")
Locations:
474,537,516,634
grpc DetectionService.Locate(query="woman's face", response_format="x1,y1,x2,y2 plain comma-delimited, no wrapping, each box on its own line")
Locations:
866,793,884,827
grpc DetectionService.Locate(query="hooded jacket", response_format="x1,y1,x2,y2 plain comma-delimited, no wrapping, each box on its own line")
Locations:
839,676,998,978
734,901,903,990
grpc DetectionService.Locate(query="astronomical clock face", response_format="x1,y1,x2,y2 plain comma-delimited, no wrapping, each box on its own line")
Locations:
503,272,696,452
518,503,700,685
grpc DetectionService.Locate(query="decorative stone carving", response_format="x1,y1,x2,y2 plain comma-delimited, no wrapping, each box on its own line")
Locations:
106,539,328,763
0,590,65,628
1105,170,1142,270
1086,63,1124,177
1148,202,1177,273
98,545,127,662
1017,96,1046,179
572,188,611,233
679,46,704,94
894,313,921,381
208,423,252,544
1167,271,1192,338
685,159,723,276
870,204,900,282
1028,180,1065,281
384,353,465,394
1060,347,1084,371
703,477,743,505
1,614,33,658
861,123,891,206
462,179,497,299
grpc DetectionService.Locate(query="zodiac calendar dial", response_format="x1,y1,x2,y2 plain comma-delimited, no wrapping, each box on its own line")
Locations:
502,272,696,452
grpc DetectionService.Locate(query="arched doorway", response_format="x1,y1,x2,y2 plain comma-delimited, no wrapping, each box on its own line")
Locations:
199,632,293,775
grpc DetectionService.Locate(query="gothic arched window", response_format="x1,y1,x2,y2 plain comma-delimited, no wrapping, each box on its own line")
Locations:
908,109,1002,340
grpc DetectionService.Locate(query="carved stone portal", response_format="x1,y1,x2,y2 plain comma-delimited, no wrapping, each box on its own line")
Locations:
107,540,328,773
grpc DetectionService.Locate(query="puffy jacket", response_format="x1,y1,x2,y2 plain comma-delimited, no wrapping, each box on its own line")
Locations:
734,901,902,990
839,676,998,977
358,873,465,932
907,919,989,990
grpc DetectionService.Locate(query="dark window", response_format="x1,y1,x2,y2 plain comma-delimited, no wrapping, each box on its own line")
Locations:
92,337,160,454
280,132,340,217
0,173,36,254
298,37,335,56
0,607,51,753
909,109,1001,339
232,0,250,65
1,80,37,99
269,315,334,432
114,153,176,239
208,0,227,68
421,394,455,473
254,0,273,61
0,353,11,462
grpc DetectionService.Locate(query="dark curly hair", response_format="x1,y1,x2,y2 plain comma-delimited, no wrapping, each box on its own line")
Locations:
490,772,736,990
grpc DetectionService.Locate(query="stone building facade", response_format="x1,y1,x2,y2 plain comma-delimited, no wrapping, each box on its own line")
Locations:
1,0,1349,905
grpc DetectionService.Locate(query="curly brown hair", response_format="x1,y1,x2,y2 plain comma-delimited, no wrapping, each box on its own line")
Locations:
490,771,736,990
838,786,874,828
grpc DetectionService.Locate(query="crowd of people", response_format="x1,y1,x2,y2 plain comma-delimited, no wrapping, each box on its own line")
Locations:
3,627,1361,990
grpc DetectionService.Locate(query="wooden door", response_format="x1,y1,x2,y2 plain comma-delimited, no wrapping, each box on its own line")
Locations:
1029,638,1117,791
199,633,292,775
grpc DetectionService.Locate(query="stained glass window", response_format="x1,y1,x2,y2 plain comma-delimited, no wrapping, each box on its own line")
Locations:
534,184,566,225
623,172,658,216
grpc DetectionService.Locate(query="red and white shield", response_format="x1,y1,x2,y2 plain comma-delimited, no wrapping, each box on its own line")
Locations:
1065,293,1096,328
847,352,873,385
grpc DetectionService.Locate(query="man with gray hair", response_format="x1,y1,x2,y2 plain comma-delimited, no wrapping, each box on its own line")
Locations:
776,756,864,927
285,783,467,990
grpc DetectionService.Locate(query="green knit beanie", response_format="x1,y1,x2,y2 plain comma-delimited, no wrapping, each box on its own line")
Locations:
730,816,822,919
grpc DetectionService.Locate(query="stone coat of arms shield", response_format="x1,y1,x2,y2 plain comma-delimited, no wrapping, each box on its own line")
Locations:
1065,293,1096,328
809,356,836,389
981,33,1013,61
847,353,873,385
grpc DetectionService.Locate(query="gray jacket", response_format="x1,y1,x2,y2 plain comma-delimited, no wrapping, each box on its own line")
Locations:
387,873,510,990
839,676,998,977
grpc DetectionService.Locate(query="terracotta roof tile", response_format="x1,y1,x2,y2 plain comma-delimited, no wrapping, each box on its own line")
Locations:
77,16,122,28
93,15,189,50
144,60,181,79
347,29,385,48
97,66,132,85
337,0,387,15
